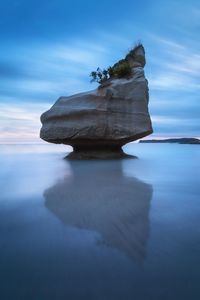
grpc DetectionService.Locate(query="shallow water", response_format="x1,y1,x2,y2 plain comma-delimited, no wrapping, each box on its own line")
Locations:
0,143,200,300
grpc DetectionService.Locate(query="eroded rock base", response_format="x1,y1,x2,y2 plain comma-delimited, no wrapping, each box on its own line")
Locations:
65,148,136,160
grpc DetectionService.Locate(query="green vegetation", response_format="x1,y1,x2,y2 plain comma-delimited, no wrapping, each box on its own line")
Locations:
90,68,109,84
110,59,132,78
90,42,144,85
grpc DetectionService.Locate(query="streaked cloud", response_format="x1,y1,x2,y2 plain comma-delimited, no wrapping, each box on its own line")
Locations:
0,102,49,143
147,36,200,91
0,0,199,141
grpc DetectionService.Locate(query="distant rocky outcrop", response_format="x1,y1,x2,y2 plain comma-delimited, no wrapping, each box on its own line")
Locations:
40,44,153,158
140,138,200,144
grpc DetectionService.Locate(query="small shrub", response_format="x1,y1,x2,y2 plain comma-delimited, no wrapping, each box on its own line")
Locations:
125,42,144,60
90,68,109,84
107,66,114,77
111,60,132,78
90,71,97,82
89,42,144,85
125,42,145,66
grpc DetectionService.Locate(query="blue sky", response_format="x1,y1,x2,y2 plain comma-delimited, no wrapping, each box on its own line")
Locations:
0,0,200,142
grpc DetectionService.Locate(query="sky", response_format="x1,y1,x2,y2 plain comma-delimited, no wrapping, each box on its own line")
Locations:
0,0,200,143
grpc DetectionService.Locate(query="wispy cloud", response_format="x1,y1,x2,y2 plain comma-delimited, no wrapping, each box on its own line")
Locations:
149,73,200,91
0,102,49,143
1,0,200,141
147,36,200,91
0,40,111,102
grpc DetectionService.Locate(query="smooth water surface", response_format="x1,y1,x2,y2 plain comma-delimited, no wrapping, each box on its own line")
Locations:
0,143,200,300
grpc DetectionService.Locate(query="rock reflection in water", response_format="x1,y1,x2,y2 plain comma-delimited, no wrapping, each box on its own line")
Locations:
44,160,153,263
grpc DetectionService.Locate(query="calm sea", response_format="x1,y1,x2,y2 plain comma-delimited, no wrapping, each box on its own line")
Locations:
0,143,199,300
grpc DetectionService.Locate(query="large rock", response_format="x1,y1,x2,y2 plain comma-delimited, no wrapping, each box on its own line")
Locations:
40,51,153,158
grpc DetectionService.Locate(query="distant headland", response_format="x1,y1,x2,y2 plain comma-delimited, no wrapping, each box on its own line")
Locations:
140,138,200,144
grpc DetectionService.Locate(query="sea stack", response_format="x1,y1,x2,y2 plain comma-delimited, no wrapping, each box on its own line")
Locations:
40,44,153,158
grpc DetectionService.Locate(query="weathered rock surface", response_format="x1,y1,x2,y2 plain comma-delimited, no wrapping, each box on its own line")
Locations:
40,51,153,158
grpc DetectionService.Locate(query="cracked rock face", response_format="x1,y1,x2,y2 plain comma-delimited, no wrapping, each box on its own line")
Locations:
40,65,153,154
